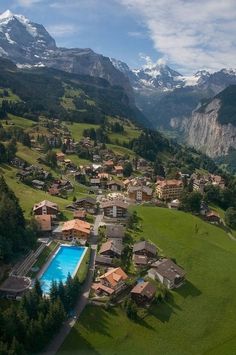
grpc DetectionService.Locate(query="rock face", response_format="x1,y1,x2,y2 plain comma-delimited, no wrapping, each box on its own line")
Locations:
186,99,236,157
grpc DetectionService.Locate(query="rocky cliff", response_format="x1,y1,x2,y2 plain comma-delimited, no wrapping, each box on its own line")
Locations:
186,98,236,157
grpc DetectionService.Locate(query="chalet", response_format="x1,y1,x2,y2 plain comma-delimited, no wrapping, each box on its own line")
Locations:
156,179,183,200
131,281,156,304
95,255,113,267
114,165,124,177
33,200,59,216
32,179,45,190
148,258,186,289
98,267,128,294
73,210,87,220
106,224,125,240
56,152,65,162
133,254,148,267
90,178,101,188
99,240,123,258
48,187,60,196
74,197,97,214
101,200,128,219
104,160,114,172
205,211,221,223
107,180,124,191
128,186,153,202
62,219,91,241
133,241,157,259
35,215,52,235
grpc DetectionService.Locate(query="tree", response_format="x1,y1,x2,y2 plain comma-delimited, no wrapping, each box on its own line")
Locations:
45,150,57,168
225,207,236,229
34,279,42,298
124,298,138,320
123,162,133,177
180,191,202,213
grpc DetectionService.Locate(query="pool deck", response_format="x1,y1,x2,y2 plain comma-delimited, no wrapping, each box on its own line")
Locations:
37,244,88,290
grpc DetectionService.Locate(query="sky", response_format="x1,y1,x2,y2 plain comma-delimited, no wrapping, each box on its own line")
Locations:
0,0,236,74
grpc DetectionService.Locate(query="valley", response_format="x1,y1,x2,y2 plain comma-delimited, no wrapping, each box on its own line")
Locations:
0,7,236,355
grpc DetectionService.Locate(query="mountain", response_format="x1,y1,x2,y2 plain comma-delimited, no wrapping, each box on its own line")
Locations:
0,10,133,99
185,85,236,157
0,57,146,126
112,58,236,132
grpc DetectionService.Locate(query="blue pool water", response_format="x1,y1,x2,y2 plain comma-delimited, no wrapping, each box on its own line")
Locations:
39,245,86,294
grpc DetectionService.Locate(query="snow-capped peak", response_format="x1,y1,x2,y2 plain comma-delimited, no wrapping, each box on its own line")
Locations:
0,10,14,20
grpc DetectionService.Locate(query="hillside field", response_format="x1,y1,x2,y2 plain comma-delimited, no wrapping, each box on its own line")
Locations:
59,206,236,355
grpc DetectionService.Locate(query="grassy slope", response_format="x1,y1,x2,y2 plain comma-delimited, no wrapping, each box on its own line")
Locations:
59,207,236,355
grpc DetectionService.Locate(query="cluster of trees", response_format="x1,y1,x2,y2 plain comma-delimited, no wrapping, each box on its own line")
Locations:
0,140,17,164
83,127,109,143
180,191,202,213
0,275,80,354
0,176,36,262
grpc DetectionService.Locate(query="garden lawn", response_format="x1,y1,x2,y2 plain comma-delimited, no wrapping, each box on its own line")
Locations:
59,206,236,355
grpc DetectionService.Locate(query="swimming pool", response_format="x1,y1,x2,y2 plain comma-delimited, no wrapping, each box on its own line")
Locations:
39,245,87,294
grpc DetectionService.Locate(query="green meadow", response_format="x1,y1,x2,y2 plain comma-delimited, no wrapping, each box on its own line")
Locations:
59,206,236,355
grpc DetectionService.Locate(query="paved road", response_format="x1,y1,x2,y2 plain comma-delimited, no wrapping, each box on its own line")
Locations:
42,214,102,355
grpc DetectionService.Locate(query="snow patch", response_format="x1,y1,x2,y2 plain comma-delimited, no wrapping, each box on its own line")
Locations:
5,32,15,45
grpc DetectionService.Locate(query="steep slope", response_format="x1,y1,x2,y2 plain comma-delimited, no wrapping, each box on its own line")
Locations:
186,86,236,157
0,58,146,126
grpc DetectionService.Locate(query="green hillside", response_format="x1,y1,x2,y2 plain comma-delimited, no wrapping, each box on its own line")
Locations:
59,206,236,355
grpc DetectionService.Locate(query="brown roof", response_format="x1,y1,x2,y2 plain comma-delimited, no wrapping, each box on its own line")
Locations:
152,258,185,282
156,179,183,188
114,165,123,171
133,254,148,265
33,200,58,212
99,240,123,256
106,224,125,238
35,215,52,232
101,200,128,210
73,210,87,219
107,180,124,187
62,219,91,234
91,283,114,295
133,241,157,256
99,267,128,288
131,281,156,299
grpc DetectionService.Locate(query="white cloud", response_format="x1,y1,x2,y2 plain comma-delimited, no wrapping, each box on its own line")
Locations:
46,24,79,37
128,31,146,38
119,0,236,73
16,0,43,7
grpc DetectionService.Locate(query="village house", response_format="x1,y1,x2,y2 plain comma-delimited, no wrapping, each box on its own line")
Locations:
205,211,221,223
35,215,52,236
156,179,183,200
90,178,101,189
101,200,128,219
128,185,153,202
32,179,45,190
103,160,114,172
106,224,125,240
61,219,91,241
107,180,124,191
73,210,87,220
99,240,123,258
148,258,186,289
92,267,128,296
131,281,156,305
33,200,59,216
114,165,124,177
95,255,113,267
74,197,97,214
56,152,65,162
133,241,157,259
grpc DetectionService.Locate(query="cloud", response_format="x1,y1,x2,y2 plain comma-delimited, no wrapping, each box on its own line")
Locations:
128,31,146,38
46,24,79,37
16,0,43,7
139,53,167,69
118,0,236,73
